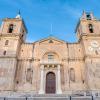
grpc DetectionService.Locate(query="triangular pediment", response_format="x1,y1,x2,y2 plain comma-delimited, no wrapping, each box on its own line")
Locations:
35,36,66,44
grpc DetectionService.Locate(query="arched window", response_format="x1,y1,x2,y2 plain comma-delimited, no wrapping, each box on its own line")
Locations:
3,51,6,55
5,40,9,45
8,24,14,33
70,68,75,82
88,24,94,33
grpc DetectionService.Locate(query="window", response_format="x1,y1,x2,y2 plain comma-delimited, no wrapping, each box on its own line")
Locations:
3,51,6,55
8,24,14,33
89,24,94,33
49,40,53,43
70,68,75,82
5,40,9,45
48,54,54,61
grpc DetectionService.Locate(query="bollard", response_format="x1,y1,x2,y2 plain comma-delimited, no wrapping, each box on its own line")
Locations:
91,96,94,100
70,96,71,100
26,97,27,100
4,98,6,100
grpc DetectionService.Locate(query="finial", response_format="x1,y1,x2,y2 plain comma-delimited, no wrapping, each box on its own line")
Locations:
82,10,86,15
83,10,85,13
15,9,21,19
81,10,86,19
18,10,21,15
17,10,21,16
49,24,53,37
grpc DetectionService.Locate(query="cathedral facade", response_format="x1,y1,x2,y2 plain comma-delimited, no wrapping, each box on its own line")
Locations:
0,11,100,95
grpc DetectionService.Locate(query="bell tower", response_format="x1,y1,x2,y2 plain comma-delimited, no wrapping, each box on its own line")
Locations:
0,12,27,41
0,13,27,91
0,12,27,57
76,11,100,90
76,11,100,56
76,11,100,39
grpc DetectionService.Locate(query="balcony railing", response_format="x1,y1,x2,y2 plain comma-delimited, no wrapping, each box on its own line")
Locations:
40,60,61,65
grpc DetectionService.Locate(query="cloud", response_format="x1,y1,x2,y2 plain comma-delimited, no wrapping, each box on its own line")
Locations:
38,0,81,18
61,4,81,19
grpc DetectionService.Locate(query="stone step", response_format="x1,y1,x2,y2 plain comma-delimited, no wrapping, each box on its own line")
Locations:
0,93,100,100
0,96,98,100
0,97,91,100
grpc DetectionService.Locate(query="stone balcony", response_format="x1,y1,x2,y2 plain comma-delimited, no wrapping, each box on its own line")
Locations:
40,60,62,65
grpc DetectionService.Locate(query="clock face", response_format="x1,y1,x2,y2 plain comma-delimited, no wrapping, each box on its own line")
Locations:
88,40,100,52
88,46,93,51
91,41,99,48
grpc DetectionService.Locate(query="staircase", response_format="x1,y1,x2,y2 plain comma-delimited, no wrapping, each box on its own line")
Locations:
0,94,99,100
0,92,99,100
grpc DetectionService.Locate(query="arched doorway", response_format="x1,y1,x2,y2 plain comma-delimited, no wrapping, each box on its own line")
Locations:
46,72,56,94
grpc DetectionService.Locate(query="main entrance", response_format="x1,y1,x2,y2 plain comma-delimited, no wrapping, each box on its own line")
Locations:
46,72,56,94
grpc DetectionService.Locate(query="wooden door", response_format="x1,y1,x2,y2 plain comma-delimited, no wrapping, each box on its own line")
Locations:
46,72,56,94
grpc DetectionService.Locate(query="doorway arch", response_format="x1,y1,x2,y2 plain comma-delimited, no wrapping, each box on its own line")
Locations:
46,72,56,94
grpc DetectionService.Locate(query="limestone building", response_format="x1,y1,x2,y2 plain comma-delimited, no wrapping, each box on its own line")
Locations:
0,11,100,95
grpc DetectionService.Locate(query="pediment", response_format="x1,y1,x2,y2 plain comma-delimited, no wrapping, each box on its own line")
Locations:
36,36,65,44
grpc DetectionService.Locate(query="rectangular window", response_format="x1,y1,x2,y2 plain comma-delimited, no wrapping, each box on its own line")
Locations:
48,54,54,61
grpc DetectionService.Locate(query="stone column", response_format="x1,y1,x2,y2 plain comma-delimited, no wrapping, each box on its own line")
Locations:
57,64,62,94
39,65,44,94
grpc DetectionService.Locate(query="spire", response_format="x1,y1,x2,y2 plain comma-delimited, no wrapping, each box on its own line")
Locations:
50,24,53,37
15,10,21,19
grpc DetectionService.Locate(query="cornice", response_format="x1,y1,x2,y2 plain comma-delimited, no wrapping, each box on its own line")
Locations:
84,55,100,59
0,56,17,59
0,33,21,37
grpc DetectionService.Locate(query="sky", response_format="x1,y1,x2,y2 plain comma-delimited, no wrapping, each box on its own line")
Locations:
0,0,100,43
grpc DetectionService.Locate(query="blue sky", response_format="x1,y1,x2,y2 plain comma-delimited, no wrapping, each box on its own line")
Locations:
0,0,100,43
